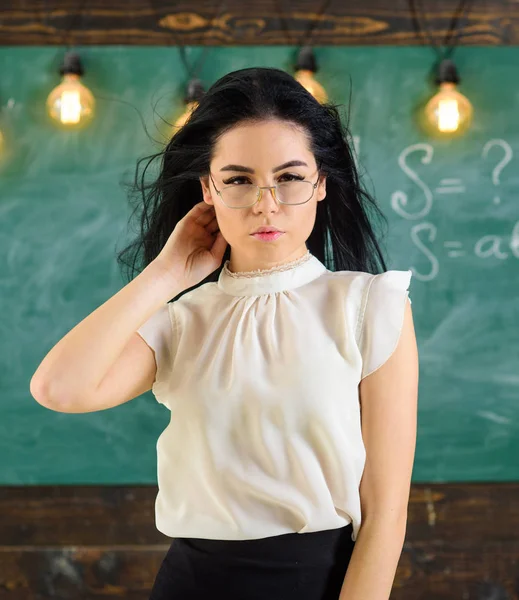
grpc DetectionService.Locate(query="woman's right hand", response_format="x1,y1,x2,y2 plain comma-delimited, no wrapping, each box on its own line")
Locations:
154,201,228,290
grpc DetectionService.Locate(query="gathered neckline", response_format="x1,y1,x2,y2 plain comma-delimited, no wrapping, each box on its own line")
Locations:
223,250,313,279
217,251,327,297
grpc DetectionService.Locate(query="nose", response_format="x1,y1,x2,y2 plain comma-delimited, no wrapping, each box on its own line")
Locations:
252,186,280,214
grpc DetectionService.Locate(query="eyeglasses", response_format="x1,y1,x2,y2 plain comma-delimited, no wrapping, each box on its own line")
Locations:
209,171,320,209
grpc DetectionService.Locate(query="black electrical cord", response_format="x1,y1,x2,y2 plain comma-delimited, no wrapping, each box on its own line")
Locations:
42,0,91,72
148,0,229,84
410,0,475,61
276,0,334,49
42,0,89,51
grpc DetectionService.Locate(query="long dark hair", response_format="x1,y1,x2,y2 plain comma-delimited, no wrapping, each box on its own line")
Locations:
117,66,390,298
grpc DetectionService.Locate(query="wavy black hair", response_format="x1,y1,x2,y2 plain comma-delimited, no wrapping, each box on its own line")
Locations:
117,66,390,299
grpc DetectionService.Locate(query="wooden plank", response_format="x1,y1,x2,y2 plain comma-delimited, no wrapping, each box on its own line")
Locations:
0,0,516,46
0,483,518,598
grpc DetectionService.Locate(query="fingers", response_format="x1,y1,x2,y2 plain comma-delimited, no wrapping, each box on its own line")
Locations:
205,217,220,234
211,230,228,259
191,201,212,213
192,202,216,226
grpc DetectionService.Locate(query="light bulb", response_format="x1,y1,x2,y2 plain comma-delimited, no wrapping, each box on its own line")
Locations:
171,79,205,136
424,82,473,133
294,69,328,104
174,101,199,129
46,52,95,127
424,60,473,134
294,46,328,104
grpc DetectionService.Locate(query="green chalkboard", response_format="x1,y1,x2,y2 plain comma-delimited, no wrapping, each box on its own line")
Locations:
1,46,517,485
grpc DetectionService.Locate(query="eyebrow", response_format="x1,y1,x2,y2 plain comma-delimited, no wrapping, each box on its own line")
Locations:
219,160,309,173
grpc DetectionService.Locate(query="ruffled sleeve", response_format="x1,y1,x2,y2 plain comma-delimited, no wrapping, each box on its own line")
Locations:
136,303,175,405
356,270,413,380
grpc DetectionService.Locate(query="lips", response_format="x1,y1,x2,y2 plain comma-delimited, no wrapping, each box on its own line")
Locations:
251,227,283,234
251,230,284,241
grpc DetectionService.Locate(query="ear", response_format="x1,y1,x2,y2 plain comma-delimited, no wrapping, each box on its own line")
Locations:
317,173,327,202
199,175,215,206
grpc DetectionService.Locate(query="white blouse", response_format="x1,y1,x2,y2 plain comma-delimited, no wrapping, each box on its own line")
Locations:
137,250,412,542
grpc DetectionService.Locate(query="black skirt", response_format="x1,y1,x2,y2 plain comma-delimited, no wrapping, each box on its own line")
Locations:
149,523,355,600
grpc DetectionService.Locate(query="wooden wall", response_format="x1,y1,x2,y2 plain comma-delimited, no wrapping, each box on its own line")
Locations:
1,483,518,598
0,0,517,46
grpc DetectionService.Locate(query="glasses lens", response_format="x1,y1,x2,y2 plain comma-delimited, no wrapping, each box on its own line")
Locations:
277,180,314,204
220,184,258,208
220,180,315,208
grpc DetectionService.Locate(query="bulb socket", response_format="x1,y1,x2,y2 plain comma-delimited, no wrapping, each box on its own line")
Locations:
295,46,318,73
185,78,205,104
59,52,84,77
436,58,460,85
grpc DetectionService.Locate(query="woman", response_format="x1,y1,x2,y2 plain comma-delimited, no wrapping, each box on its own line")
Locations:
32,66,418,599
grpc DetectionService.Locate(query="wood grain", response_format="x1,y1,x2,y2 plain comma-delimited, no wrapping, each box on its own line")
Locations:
0,0,516,46
1,483,518,599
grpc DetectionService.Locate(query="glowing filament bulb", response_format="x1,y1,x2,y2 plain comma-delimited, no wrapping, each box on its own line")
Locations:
438,97,460,132
60,89,82,124
294,69,328,104
424,60,473,135
174,101,199,129
46,53,95,127
171,79,205,136
294,46,328,105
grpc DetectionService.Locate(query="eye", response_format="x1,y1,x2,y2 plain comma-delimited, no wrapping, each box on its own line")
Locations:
222,173,305,185
279,173,305,182
222,176,251,185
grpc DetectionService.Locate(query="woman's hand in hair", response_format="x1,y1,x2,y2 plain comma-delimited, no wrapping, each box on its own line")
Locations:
155,201,228,291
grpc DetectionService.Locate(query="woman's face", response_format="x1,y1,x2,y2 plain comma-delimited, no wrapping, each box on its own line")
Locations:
199,119,327,272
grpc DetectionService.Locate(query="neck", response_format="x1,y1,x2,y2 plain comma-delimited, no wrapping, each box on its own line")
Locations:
227,245,310,274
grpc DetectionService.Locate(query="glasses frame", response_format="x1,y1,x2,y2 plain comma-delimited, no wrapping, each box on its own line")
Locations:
209,169,321,209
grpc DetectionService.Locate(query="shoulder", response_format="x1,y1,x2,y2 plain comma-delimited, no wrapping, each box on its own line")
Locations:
323,268,413,302
171,281,221,307
169,281,228,330
353,269,414,380
325,268,412,284
357,269,413,310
